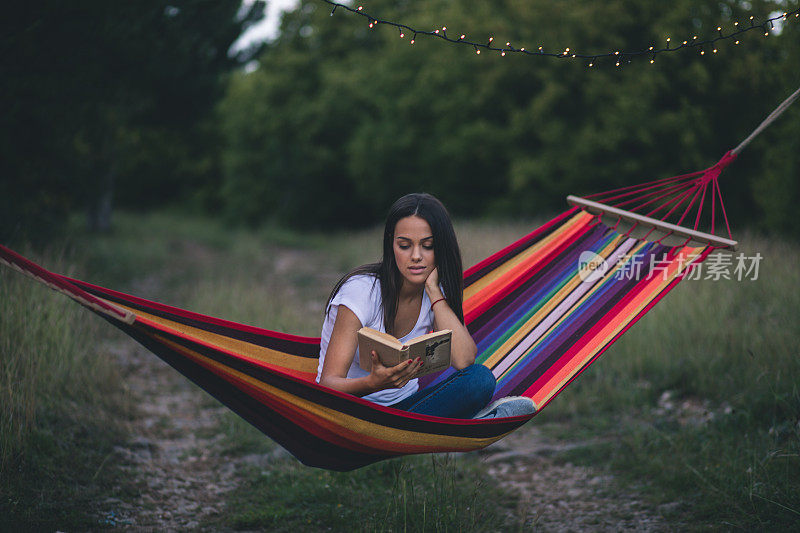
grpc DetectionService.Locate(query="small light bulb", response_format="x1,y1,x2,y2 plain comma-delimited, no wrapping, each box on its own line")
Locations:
713,49,717,53
506,42,511,47
735,40,740,45
520,47,525,51
410,39,415,44
369,22,374,28
442,26,447,31
434,29,439,34
357,6,363,11
614,51,619,55
489,37,493,42
717,26,722,31
400,32,404,38
649,46,654,51
501,51,506,56
476,49,481,54
683,40,687,45
572,54,576,58
566,47,570,52
764,31,769,36
667,37,671,42
460,34,466,40
700,50,705,55
588,62,593,67
616,61,620,67
650,59,655,64
735,22,739,26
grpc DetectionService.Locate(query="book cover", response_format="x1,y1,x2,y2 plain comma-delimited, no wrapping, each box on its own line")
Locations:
357,327,452,377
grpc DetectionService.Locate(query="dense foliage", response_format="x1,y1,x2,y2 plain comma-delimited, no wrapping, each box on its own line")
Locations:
219,0,800,232
1,0,799,238
0,1,265,241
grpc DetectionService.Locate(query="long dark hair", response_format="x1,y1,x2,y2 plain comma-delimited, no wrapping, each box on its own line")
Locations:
325,193,465,336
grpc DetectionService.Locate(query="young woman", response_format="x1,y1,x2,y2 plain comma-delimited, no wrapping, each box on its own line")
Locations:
317,193,535,419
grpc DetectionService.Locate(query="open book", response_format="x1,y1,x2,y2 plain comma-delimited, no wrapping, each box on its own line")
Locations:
357,327,451,377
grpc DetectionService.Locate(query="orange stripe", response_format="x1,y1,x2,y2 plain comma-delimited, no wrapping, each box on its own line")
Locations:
120,303,319,378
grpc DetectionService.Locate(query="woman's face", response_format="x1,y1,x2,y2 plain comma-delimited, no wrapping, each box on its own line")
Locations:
393,215,435,288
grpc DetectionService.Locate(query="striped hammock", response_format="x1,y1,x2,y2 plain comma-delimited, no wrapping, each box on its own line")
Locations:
0,153,738,471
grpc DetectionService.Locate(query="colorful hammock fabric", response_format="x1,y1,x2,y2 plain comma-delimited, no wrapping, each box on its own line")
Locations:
0,153,738,471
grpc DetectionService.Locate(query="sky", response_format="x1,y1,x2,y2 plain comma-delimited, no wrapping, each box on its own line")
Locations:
232,0,300,52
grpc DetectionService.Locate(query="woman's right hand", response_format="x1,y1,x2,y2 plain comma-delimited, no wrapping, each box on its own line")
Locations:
367,350,423,391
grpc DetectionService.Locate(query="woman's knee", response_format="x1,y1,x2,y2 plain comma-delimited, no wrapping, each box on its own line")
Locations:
460,364,496,401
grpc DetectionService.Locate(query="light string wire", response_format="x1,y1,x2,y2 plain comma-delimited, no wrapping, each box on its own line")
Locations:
319,1,800,66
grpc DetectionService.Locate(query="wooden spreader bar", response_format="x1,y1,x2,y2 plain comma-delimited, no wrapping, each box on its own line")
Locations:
567,196,738,251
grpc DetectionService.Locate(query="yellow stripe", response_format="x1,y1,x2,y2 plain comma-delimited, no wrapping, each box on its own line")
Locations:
152,334,515,452
114,302,319,375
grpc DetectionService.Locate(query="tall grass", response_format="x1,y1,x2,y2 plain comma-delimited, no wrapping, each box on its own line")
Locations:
215,453,506,532
0,251,130,528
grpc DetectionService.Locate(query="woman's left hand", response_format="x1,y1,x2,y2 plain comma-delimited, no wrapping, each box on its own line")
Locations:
424,267,441,297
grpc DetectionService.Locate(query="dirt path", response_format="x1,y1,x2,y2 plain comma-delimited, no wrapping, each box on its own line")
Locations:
96,340,239,529
97,343,673,532
478,427,675,531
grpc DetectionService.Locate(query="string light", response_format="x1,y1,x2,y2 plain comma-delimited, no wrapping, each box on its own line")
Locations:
319,1,800,67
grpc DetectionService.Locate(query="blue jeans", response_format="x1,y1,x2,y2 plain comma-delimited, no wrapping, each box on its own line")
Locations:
391,364,496,419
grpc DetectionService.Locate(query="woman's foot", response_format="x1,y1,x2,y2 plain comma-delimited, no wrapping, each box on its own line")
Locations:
473,396,536,419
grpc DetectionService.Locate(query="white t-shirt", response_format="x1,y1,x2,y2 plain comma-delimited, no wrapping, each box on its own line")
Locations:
317,274,436,405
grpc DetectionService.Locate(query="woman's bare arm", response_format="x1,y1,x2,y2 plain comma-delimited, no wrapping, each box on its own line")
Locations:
424,269,477,369
319,305,423,395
